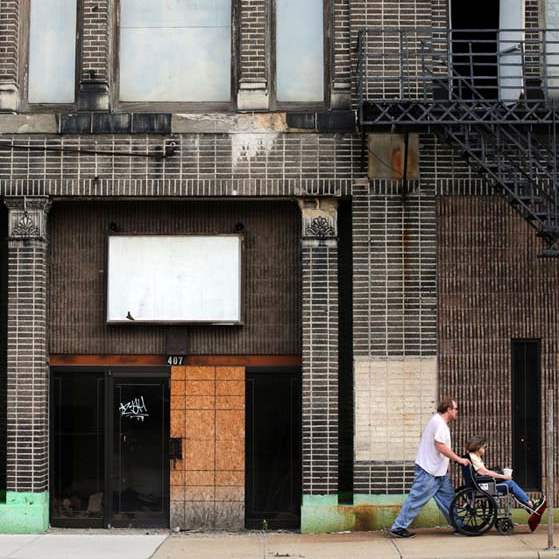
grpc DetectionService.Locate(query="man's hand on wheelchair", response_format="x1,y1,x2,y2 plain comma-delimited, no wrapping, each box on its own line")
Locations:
457,457,471,467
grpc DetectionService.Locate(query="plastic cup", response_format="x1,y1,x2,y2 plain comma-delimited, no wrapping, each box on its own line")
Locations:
503,468,513,478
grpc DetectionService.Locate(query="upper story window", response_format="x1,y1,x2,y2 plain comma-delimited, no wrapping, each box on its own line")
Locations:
28,0,77,104
119,0,232,103
275,0,325,104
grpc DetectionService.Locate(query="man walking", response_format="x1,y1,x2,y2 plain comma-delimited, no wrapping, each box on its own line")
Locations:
390,398,469,538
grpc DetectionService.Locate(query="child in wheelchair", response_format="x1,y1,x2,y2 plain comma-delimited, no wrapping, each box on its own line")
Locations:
466,436,547,531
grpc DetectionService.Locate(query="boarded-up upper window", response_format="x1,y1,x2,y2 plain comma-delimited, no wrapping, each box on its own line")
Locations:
28,0,77,103
275,0,324,103
119,0,232,102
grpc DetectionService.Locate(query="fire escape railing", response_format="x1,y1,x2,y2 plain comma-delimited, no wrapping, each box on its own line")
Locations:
357,27,559,126
357,27,559,256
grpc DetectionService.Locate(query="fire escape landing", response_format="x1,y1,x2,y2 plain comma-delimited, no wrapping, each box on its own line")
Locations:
357,28,559,256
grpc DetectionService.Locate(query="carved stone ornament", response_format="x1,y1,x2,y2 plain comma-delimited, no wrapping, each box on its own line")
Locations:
305,216,336,239
12,211,41,237
6,197,51,240
298,198,338,240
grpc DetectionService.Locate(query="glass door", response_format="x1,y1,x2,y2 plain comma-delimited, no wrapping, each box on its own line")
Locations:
111,376,169,528
51,370,169,528
51,372,105,527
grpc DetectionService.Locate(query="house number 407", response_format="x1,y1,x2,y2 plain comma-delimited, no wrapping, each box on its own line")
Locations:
167,355,184,366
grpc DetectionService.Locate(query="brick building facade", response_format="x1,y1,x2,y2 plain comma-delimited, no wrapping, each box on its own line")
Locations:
0,0,557,533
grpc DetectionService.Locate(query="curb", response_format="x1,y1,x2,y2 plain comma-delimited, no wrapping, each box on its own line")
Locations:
401,550,559,559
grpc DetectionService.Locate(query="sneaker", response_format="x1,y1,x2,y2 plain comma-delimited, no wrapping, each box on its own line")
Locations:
528,511,543,532
390,528,416,538
535,496,547,515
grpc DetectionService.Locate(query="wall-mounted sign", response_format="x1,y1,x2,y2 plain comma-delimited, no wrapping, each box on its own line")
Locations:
106,235,242,324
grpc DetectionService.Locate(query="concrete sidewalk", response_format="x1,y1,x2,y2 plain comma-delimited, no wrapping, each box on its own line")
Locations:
0,532,168,559
153,528,559,559
0,528,558,559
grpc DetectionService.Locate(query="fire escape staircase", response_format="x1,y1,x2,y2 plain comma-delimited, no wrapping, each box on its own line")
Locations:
357,28,559,256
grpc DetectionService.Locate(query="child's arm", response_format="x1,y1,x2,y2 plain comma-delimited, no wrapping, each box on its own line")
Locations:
476,464,510,480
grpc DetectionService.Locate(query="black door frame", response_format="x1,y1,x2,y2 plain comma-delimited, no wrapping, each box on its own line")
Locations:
245,366,302,530
50,366,170,529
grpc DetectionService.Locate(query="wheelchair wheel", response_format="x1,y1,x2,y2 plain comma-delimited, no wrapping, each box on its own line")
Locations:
450,487,497,536
495,518,514,535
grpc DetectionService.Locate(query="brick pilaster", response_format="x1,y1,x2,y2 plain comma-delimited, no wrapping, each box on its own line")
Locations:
0,0,20,111
78,0,111,110
332,0,351,108
299,198,339,495
237,0,269,110
4,197,50,493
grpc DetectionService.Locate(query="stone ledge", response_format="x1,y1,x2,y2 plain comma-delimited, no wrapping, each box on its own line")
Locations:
0,114,57,134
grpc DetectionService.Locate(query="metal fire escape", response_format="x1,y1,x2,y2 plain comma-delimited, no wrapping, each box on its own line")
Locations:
357,28,559,256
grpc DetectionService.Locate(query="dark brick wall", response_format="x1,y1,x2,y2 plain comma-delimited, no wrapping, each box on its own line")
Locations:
6,237,49,493
354,461,415,494
352,178,437,358
48,200,301,356
0,204,7,494
80,0,110,83
333,0,351,85
0,133,361,198
239,0,268,85
0,0,19,84
438,194,559,496
302,239,339,494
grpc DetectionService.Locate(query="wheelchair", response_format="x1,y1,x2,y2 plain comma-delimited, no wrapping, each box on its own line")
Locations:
449,459,532,536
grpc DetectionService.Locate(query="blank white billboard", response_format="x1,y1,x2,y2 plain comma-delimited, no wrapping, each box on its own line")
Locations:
107,235,242,324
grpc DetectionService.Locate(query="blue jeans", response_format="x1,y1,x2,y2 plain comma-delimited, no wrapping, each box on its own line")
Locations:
497,479,530,507
392,465,455,530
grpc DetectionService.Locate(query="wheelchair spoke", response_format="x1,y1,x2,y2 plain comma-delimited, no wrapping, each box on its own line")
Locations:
451,487,497,535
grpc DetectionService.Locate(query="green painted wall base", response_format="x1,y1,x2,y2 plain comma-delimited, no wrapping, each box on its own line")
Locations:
301,494,559,533
301,494,446,533
0,492,49,533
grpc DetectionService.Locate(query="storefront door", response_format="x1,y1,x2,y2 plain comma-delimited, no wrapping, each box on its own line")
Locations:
51,369,169,528
245,368,301,529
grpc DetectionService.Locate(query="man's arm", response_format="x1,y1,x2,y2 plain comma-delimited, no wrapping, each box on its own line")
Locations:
435,441,470,466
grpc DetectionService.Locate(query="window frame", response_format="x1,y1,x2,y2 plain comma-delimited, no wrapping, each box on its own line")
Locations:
19,0,81,111
112,0,238,112
270,0,330,111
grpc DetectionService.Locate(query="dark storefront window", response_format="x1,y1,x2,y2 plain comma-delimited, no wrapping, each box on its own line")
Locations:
51,369,169,528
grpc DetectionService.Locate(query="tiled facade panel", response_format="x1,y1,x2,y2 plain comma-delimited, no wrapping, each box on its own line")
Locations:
170,366,245,530
438,195,559,497
81,0,110,83
48,200,301,355
0,0,19,84
302,241,339,495
0,134,360,197
354,357,437,462
6,240,48,492
239,0,267,84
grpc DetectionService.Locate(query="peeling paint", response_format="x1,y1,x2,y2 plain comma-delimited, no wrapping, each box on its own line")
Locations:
173,112,288,134
231,133,279,170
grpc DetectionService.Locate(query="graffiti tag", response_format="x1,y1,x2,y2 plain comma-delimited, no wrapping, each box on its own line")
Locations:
119,396,149,421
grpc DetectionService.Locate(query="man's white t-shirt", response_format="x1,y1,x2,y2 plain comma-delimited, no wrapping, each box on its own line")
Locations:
415,413,451,476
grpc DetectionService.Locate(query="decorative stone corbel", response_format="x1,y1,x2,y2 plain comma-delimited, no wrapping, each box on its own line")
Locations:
298,198,338,242
5,197,51,241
